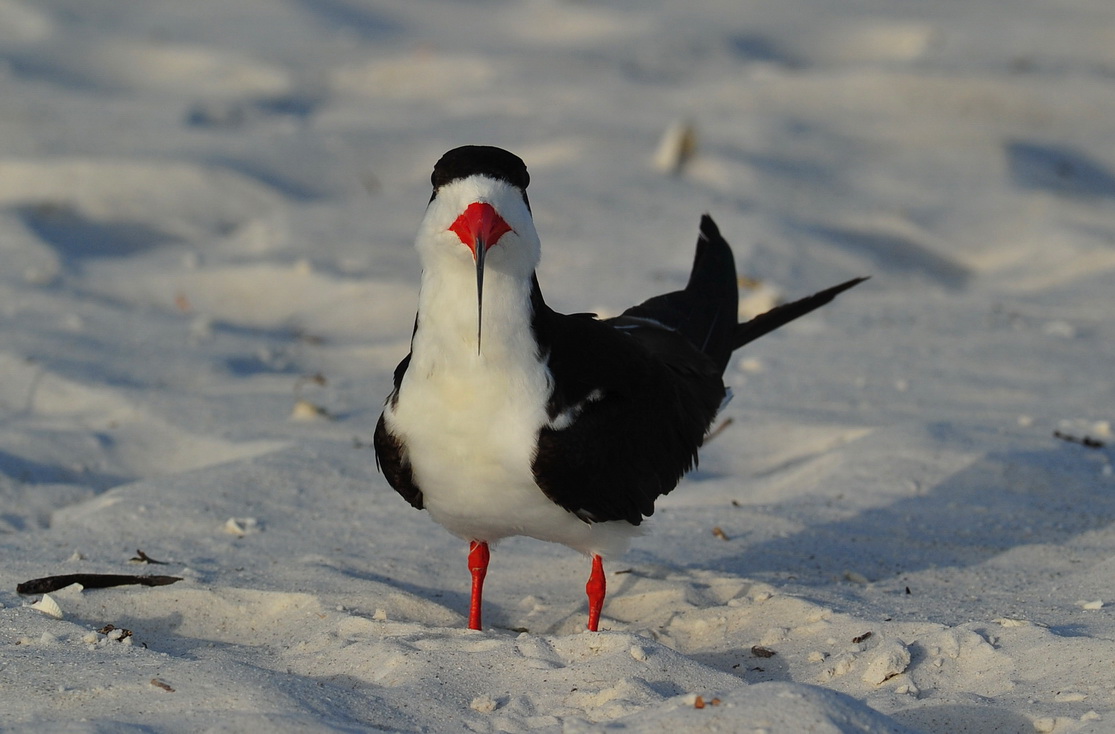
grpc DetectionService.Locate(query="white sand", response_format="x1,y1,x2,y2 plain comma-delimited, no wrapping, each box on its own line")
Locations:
2,1,1114,732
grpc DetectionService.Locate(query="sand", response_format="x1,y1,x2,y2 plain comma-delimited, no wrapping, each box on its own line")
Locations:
2,1,1114,732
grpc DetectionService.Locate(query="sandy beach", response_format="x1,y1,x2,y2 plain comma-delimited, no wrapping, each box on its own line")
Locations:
2,1,1114,731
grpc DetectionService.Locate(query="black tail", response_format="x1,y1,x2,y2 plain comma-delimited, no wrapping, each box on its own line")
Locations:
619,215,866,374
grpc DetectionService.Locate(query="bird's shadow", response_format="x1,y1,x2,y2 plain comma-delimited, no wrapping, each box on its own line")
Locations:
16,202,180,262
675,438,1113,590
1006,140,1115,200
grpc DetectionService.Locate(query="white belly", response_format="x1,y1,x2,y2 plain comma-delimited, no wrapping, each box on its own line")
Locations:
386,356,639,558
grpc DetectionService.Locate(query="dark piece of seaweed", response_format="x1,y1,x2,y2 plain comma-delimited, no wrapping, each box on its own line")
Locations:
17,573,182,595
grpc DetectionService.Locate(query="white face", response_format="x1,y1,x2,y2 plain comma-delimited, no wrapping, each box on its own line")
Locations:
416,174,541,280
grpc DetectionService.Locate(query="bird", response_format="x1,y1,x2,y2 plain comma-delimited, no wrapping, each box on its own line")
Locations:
374,145,865,632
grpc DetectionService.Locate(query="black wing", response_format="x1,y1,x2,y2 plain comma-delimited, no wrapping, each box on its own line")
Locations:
618,214,741,373
529,215,865,526
531,301,726,525
374,352,424,510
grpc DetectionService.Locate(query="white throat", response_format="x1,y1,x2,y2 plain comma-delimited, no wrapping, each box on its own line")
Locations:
412,257,538,369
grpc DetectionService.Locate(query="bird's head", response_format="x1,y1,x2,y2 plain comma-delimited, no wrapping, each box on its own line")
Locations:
416,146,540,352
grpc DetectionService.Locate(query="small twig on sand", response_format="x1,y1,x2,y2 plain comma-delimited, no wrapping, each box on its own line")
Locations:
1053,430,1106,449
130,549,168,565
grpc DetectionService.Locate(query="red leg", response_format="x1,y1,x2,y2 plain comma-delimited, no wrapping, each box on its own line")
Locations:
586,554,606,631
467,540,490,630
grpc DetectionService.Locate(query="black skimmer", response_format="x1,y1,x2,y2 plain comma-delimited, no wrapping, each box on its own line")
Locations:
374,145,865,632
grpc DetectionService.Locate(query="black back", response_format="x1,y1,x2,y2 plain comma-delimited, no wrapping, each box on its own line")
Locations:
529,217,866,525
528,217,737,524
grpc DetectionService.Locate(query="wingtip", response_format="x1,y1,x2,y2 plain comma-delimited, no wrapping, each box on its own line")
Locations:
800,275,871,307
698,213,720,241
729,274,869,350
833,275,871,294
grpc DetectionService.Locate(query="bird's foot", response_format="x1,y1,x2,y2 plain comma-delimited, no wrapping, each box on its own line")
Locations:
468,540,490,630
586,554,606,631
